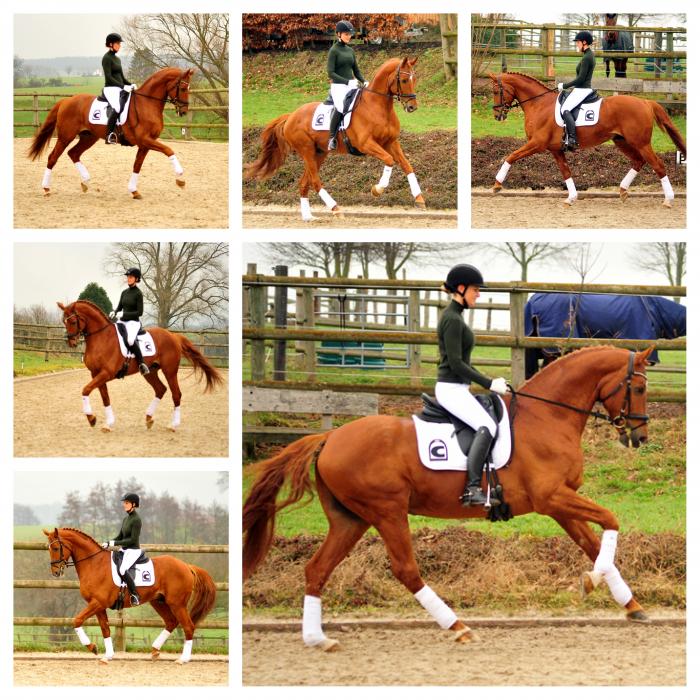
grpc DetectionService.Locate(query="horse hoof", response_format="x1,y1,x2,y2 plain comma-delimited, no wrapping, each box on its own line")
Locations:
319,638,340,652
132,191,143,200
168,426,177,433
414,195,426,209
81,182,88,193
565,198,576,206
146,416,154,430
87,414,97,428
43,188,51,197
87,643,98,655
627,610,651,624
454,627,478,644
663,199,673,209
101,425,113,433
492,182,502,194
176,179,186,188
151,649,161,660
371,185,384,197
99,657,112,664
579,570,605,597
619,188,629,201
331,206,343,217
175,658,190,665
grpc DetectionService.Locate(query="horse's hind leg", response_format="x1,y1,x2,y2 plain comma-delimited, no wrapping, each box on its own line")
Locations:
97,383,116,432
42,138,72,195
612,136,645,201
550,149,578,205
143,369,168,429
162,368,182,431
296,143,340,217
149,598,179,659
128,146,150,199
169,604,196,663
553,516,648,622
302,473,370,651
636,142,675,207
67,132,99,192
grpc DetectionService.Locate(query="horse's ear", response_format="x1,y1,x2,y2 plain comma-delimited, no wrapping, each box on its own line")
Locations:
409,57,418,66
42,528,50,536
638,346,655,364
57,301,65,310
487,72,497,81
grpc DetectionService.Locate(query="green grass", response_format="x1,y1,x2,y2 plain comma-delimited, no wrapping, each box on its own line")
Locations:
14,350,83,377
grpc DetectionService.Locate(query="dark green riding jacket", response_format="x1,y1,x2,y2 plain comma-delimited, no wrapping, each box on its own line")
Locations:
437,300,492,388
113,509,142,549
327,41,365,84
563,48,596,89
103,49,129,88
115,285,143,322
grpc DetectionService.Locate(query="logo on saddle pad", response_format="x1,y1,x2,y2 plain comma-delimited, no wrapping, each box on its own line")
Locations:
554,96,603,128
110,552,155,587
311,91,360,132
88,92,133,126
114,325,157,358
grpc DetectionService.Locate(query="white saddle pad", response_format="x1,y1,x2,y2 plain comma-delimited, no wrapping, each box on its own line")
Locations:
411,397,512,471
311,91,360,132
88,94,132,126
555,97,603,127
115,325,157,358
110,555,155,587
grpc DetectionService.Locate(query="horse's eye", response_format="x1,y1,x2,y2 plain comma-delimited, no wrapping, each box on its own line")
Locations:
634,386,645,395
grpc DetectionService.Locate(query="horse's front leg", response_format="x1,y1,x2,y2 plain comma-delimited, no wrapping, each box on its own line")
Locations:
299,149,340,218
384,140,425,209
97,383,115,433
492,140,547,193
137,137,185,190
550,149,578,205
128,146,150,200
81,369,112,427
95,609,115,663
73,600,108,655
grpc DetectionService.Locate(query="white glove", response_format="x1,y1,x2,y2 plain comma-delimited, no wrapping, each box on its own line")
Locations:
348,79,359,89
557,82,564,92
490,377,509,395
124,84,137,93
101,542,109,549
363,81,369,87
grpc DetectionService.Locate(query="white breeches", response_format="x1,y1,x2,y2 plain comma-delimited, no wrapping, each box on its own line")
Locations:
561,87,593,114
434,381,497,437
119,548,142,575
121,320,141,346
330,83,352,112
103,86,124,112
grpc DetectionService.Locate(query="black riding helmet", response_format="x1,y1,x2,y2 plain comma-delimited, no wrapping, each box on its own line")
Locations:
106,33,123,47
444,264,485,293
125,267,141,282
336,20,355,35
574,30,594,46
121,493,140,507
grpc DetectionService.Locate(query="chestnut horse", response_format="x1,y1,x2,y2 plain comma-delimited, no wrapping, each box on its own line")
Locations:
44,528,216,663
57,300,223,431
244,346,654,650
244,57,425,221
28,67,194,198
488,72,686,207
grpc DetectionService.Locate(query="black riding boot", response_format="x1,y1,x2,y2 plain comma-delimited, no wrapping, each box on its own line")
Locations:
327,110,343,151
562,110,578,151
130,341,150,375
461,426,499,507
122,569,140,606
105,109,118,144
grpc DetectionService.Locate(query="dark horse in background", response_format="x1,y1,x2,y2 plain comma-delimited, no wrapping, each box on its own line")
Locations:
602,13,634,78
524,293,686,378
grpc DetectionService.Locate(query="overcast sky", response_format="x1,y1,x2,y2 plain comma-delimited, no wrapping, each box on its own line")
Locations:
14,14,129,60
14,471,228,507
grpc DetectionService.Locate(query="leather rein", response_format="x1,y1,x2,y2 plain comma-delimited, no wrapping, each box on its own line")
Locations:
360,65,417,110
133,76,190,113
48,532,105,573
62,309,113,341
492,75,556,119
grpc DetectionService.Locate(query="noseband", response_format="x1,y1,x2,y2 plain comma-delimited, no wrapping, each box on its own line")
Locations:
361,65,417,110
133,76,190,115
62,310,112,342
599,350,650,431
492,76,555,119
47,532,106,575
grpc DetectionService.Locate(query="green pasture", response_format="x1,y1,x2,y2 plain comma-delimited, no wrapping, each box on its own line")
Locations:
242,47,457,133
14,350,83,377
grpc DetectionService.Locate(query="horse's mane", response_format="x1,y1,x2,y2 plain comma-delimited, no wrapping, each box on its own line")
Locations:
73,299,111,323
58,527,103,548
140,66,183,90
374,57,403,78
502,71,551,89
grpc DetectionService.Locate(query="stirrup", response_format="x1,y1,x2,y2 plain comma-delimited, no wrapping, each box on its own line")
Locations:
130,594,140,606
327,137,337,151
460,487,488,507
139,363,150,375
106,132,118,144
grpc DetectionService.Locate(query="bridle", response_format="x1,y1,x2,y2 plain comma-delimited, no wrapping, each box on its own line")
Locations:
361,64,417,111
47,532,105,576
133,75,190,116
62,309,112,342
492,75,555,120
509,350,649,437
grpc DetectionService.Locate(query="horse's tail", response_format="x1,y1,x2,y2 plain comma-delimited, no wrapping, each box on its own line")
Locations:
243,433,328,579
243,114,290,181
187,565,217,625
178,334,224,393
652,101,687,157
28,100,63,161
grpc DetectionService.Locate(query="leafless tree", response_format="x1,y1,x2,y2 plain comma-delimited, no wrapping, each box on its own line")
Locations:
105,242,228,329
14,304,61,325
566,243,606,284
472,242,573,281
258,243,356,278
120,14,228,119
471,13,507,94
636,242,686,302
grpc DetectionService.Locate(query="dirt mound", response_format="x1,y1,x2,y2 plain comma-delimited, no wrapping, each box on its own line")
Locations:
244,529,685,612
243,128,457,210
471,137,686,190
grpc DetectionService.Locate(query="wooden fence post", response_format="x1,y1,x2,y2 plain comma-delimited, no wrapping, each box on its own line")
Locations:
296,270,316,382
115,609,126,652
408,290,421,385
542,24,555,78
509,287,526,387
273,265,288,381
33,94,40,128
486,297,493,331
250,279,267,382
243,263,256,326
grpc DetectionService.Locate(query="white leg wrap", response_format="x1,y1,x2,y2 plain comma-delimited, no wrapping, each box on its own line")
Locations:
152,629,172,650
128,172,139,193
407,171,422,197
104,405,115,426
42,168,52,189
171,406,181,428
593,529,618,574
565,177,577,202
168,154,184,176
103,636,114,658
146,397,161,417
82,396,93,415
75,626,91,646
74,161,90,182
318,188,337,210
660,175,674,201
179,639,193,663
604,564,633,606
414,584,458,630
302,595,329,646
378,165,393,189
495,161,511,183
300,197,314,221
620,168,638,190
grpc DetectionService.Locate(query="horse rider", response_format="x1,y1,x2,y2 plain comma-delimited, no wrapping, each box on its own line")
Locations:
102,32,137,144
112,267,150,375
327,20,369,151
558,30,596,151
436,264,509,507
102,493,143,606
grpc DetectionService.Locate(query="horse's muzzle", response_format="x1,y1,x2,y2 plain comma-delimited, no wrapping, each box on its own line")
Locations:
619,425,648,448
405,104,417,113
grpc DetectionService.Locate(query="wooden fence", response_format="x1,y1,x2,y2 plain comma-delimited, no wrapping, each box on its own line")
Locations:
242,270,686,397
14,87,229,141
14,323,229,368
14,541,228,652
